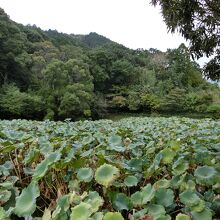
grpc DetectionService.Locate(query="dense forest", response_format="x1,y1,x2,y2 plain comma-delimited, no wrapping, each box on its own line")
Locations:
0,8,220,121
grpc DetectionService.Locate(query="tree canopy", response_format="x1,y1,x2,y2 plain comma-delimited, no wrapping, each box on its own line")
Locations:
151,0,220,80
0,7,220,120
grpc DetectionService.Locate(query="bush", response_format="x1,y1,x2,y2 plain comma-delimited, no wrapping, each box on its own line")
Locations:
0,84,45,119
206,104,220,114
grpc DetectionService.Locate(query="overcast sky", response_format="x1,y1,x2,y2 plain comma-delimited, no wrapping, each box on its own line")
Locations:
0,0,188,51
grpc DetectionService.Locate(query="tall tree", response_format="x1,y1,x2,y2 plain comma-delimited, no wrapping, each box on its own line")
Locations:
151,0,220,80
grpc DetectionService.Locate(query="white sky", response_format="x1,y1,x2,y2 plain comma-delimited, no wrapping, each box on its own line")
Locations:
0,0,187,51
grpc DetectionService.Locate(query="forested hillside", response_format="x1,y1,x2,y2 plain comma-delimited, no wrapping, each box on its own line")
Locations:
0,8,220,120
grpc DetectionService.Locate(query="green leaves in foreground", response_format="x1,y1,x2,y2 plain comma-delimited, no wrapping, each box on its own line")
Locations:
95,164,119,187
14,181,40,217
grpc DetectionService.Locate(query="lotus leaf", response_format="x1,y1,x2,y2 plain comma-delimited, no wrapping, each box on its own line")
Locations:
70,202,91,220
156,215,171,220
33,151,61,179
175,213,190,220
77,168,93,182
84,191,104,213
147,204,166,218
124,175,138,187
155,188,174,207
108,135,124,152
14,181,40,217
154,179,170,189
190,199,205,212
161,148,176,164
131,191,143,207
0,190,11,204
191,208,212,220
103,212,124,220
42,208,51,220
212,198,220,212
179,191,201,207
132,208,148,218
194,166,218,186
90,212,103,220
95,164,119,187
112,193,131,211
142,184,155,204
172,157,189,175
0,207,6,219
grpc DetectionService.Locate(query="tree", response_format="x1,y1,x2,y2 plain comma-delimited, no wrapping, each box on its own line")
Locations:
151,0,220,80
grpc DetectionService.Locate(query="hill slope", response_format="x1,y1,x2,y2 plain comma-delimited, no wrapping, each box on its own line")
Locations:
0,7,220,120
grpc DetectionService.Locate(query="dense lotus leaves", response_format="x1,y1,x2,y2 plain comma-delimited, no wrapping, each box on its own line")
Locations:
0,117,220,219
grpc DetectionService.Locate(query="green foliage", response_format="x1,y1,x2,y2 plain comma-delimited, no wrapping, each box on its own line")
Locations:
0,117,220,219
151,0,220,80
0,84,45,119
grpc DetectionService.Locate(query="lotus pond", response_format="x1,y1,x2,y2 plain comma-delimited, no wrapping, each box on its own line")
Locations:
0,117,220,220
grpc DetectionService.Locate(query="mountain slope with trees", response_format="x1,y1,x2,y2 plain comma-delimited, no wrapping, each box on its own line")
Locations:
0,8,220,120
